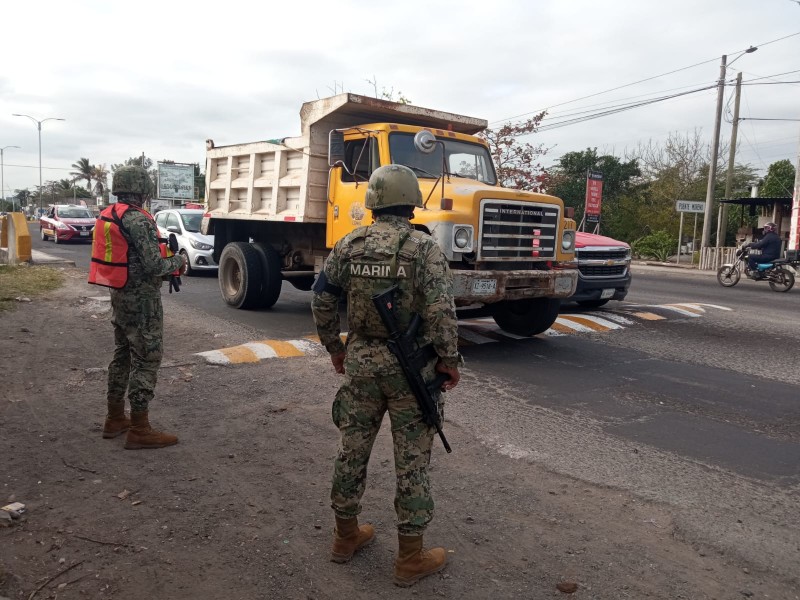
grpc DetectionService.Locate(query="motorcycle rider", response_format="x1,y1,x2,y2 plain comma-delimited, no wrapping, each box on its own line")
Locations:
745,222,782,276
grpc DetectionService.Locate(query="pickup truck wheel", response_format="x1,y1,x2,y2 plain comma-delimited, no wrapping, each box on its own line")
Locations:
491,297,561,336
218,242,264,309
576,299,610,309
252,242,282,308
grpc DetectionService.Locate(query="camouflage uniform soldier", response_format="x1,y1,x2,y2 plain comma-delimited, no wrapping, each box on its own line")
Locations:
311,164,461,587
93,165,186,449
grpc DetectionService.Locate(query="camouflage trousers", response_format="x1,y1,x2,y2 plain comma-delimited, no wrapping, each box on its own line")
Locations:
330,372,444,536
107,288,164,414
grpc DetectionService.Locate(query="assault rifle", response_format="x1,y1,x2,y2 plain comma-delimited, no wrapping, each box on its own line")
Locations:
372,285,452,453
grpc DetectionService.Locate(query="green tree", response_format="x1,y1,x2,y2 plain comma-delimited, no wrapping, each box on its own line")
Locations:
92,164,109,196
479,113,549,191
70,157,94,192
761,159,795,197
543,148,640,239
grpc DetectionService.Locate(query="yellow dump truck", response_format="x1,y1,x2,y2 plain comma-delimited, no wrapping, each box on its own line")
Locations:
202,94,577,335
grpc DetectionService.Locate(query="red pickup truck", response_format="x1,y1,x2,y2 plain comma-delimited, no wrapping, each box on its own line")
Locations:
569,231,631,308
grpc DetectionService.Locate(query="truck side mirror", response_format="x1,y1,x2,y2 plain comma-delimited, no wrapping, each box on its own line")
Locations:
565,206,575,219
413,130,437,154
328,130,345,167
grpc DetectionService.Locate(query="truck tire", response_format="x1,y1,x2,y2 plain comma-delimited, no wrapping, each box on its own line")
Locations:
252,242,283,308
218,242,264,309
491,297,561,336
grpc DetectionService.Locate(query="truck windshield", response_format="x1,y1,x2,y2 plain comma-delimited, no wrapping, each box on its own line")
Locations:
388,133,497,185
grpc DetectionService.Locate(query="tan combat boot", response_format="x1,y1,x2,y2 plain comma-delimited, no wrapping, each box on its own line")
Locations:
102,404,130,439
330,516,375,563
124,412,178,450
393,534,447,587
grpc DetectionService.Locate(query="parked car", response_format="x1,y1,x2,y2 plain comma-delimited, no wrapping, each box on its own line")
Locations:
39,205,96,243
154,209,216,275
569,231,632,308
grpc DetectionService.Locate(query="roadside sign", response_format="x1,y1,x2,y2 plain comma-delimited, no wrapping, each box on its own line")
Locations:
676,200,705,213
585,171,603,223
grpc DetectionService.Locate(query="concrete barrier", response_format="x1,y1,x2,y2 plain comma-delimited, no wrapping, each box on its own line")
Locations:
1,212,32,264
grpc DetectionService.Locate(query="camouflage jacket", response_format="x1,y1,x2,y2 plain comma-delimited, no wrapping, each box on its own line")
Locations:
311,215,460,377
118,207,183,295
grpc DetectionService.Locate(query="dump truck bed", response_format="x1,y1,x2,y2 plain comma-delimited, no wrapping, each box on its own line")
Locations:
204,94,488,222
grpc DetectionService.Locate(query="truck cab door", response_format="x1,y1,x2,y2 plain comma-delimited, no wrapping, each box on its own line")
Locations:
326,135,380,247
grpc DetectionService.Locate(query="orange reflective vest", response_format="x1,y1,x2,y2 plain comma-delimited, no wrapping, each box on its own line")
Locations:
88,203,155,289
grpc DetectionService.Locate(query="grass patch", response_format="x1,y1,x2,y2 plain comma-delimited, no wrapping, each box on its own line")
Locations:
0,265,65,311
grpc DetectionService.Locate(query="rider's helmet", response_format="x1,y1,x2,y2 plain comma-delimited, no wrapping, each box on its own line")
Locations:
763,222,777,234
364,164,423,210
112,166,153,198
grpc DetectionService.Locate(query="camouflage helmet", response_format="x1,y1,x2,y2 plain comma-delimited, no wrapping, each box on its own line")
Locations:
112,166,153,197
365,164,423,210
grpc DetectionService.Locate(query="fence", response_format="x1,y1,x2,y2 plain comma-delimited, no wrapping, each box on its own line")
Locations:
699,247,738,271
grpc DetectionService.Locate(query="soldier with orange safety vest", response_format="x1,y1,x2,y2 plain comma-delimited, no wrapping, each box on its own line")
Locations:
89,165,187,449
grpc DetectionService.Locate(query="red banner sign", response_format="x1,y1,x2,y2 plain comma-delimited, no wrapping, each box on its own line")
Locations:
585,171,604,223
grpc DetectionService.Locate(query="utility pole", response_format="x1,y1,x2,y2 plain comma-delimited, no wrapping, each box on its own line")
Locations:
701,55,727,250
717,71,743,247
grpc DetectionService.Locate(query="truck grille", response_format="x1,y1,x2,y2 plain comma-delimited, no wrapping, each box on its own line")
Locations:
576,247,630,278
579,265,627,277
479,200,559,261
576,249,628,261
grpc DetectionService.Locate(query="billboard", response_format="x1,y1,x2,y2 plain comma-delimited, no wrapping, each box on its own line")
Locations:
158,162,195,200
584,170,603,223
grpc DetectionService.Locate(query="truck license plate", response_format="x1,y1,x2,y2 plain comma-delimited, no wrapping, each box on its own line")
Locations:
600,288,614,299
472,279,497,295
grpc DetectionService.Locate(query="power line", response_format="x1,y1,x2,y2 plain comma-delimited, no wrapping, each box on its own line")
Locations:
529,84,719,133
2,163,72,171
490,30,800,125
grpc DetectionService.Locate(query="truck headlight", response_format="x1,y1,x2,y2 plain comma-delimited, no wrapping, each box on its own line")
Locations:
561,230,575,251
452,225,473,252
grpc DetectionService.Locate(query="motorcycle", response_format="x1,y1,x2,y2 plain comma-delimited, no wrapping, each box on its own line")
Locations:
716,246,795,292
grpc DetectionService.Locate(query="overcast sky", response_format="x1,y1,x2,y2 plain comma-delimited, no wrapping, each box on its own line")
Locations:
1,0,798,198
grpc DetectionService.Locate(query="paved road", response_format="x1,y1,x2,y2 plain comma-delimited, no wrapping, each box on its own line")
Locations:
31,225,800,490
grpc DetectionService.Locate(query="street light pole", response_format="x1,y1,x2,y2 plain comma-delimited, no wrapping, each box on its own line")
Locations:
701,55,727,251
701,46,757,253
11,114,65,216
1,145,21,212
717,71,744,247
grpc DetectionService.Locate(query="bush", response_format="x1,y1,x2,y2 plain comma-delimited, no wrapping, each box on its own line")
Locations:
631,231,675,262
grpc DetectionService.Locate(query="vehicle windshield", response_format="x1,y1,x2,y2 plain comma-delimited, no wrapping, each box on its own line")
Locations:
58,208,94,219
180,213,203,233
388,132,497,185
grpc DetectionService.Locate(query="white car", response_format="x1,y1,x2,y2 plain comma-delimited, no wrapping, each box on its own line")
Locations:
154,209,217,275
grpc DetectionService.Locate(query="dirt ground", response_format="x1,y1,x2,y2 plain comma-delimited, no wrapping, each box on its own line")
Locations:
1,267,798,600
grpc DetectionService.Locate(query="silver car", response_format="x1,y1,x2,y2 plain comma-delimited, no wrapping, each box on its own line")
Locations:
154,209,217,275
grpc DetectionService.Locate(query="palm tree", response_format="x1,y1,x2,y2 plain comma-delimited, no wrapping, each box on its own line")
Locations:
92,164,109,196
70,158,93,193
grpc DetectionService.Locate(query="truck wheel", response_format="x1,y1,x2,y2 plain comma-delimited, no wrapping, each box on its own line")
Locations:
491,298,561,336
218,242,264,309
577,299,610,309
252,242,282,308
